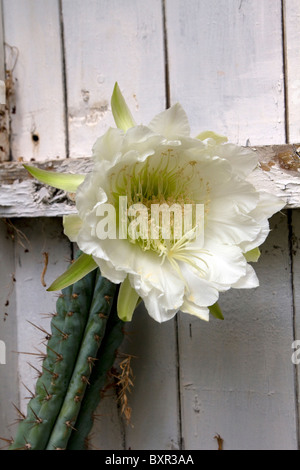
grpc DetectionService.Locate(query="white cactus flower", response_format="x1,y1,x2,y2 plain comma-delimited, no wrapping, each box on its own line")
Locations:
25,83,285,323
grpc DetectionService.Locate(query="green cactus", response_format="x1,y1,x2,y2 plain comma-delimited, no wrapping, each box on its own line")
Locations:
67,291,124,450
9,257,125,450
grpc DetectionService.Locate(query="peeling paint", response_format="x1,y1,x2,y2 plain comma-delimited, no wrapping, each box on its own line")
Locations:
69,101,109,127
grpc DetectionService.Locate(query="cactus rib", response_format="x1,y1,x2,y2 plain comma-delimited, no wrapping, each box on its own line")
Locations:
67,289,124,450
45,271,116,450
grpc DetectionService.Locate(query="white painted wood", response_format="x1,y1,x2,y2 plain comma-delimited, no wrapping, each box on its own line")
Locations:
0,220,18,443
0,0,10,162
120,306,181,450
284,0,300,143
2,0,66,162
1,144,300,218
62,0,166,158
12,218,71,414
291,209,300,443
178,212,297,450
165,0,286,145
90,396,125,450
165,0,298,450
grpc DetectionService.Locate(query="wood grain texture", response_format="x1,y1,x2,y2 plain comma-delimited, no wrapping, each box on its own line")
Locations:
62,0,166,158
290,209,300,447
284,0,300,143
178,212,297,450
1,144,300,217
0,220,18,443
2,0,66,161
0,1,10,162
120,306,181,450
12,218,71,415
165,0,286,145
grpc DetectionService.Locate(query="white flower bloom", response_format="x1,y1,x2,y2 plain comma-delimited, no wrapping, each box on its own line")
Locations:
62,87,285,323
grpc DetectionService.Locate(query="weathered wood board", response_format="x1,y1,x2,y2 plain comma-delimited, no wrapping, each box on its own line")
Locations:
2,0,67,162
1,143,300,218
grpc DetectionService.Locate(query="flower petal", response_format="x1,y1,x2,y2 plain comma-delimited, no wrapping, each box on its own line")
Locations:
47,253,98,291
244,247,261,262
199,241,247,288
63,214,82,242
209,302,224,320
92,127,124,164
196,131,228,144
142,289,179,323
117,276,140,322
232,264,259,289
148,103,190,139
180,300,210,321
205,143,258,178
111,82,136,131
24,165,86,192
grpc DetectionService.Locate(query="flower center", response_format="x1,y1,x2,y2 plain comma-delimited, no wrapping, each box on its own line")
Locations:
109,150,210,257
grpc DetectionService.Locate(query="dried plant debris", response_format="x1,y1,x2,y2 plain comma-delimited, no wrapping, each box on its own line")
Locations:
113,354,136,425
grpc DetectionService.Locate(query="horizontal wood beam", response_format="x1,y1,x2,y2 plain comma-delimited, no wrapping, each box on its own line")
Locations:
0,143,300,217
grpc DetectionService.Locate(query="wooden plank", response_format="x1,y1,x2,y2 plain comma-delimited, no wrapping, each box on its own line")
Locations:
0,143,300,217
291,209,300,449
283,0,300,143
2,0,66,162
12,218,71,415
165,0,297,449
62,0,180,449
61,0,166,158
0,0,10,162
119,307,181,450
165,0,286,145
0,219,18,444
178,212,297,450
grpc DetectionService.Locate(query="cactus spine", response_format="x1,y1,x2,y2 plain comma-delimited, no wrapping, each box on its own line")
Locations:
9,258,124,450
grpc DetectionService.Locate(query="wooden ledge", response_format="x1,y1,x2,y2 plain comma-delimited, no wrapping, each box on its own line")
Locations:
0,144,299,217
